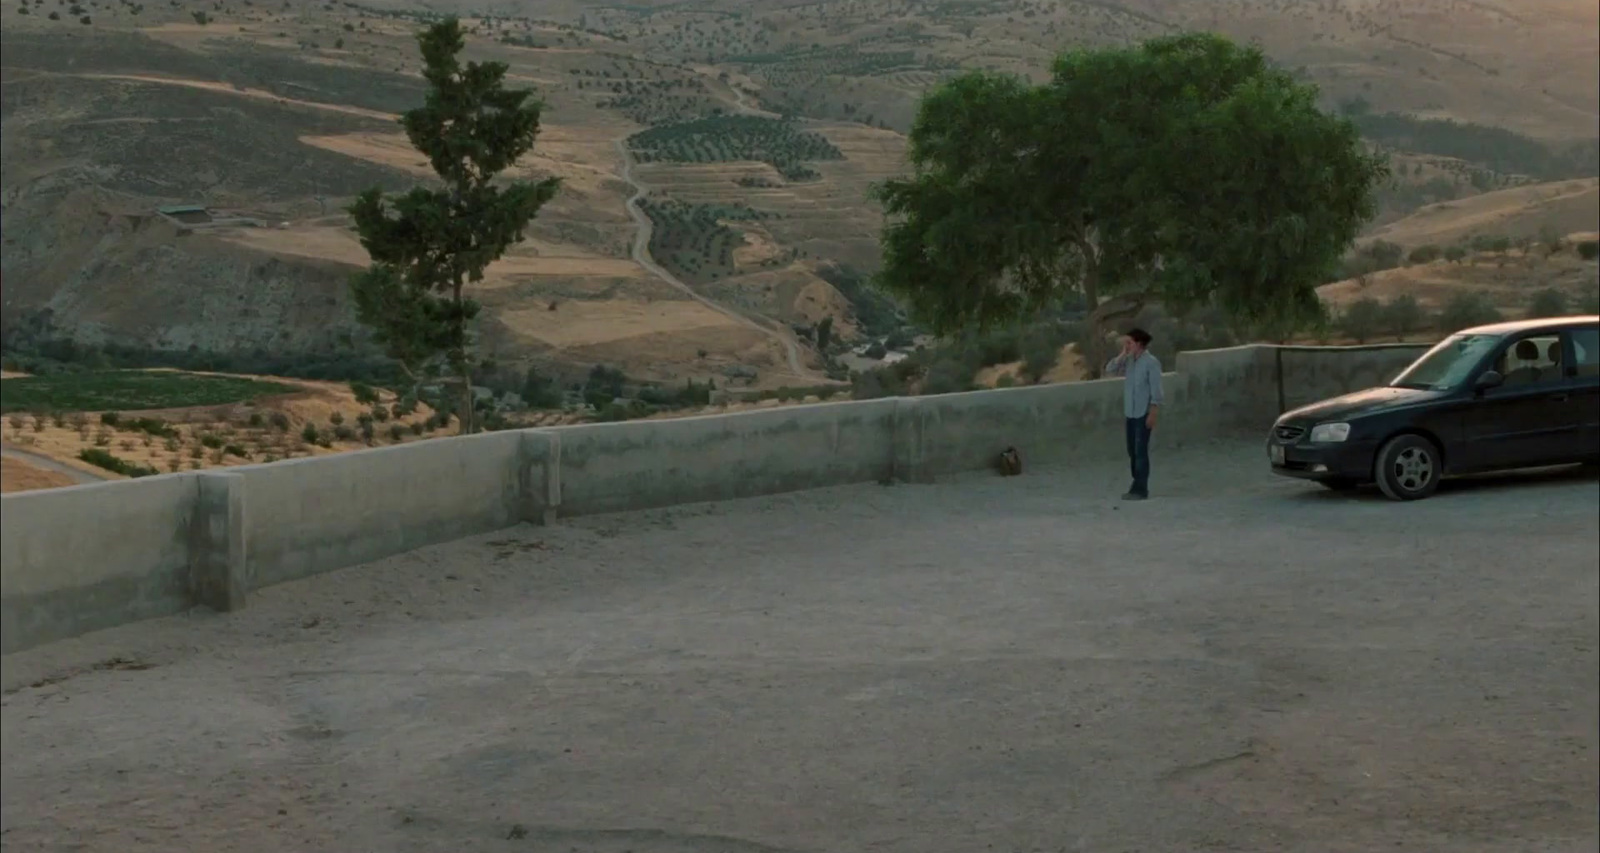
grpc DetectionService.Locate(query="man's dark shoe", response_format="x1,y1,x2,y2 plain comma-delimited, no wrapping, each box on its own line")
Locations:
1121,491,1148,501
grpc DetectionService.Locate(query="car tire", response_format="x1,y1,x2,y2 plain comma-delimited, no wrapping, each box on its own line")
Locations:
1318,478,1361,492
1375,434,1442,501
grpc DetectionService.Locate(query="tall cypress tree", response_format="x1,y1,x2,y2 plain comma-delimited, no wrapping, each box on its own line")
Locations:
348,18,559,433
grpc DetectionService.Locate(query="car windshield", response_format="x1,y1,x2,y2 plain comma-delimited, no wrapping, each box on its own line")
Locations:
1390,333,1501,391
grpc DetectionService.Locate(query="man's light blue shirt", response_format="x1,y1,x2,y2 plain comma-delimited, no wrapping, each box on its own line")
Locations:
1104,351,1164,419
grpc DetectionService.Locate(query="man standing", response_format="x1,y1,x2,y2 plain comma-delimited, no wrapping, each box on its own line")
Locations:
1103,328,1163,501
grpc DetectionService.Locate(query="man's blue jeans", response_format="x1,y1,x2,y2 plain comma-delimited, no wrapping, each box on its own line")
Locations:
1125,416,1152,496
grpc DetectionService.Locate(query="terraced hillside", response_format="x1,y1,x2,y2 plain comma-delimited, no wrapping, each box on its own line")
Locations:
2,0,1596,392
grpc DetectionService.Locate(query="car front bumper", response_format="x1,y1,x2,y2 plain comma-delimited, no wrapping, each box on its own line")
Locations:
1267,436,1379,482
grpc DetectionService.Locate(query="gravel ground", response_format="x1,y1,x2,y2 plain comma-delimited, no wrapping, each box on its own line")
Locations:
2,440,1596,853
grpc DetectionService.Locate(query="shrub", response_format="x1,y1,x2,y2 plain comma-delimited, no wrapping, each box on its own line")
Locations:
329,411,345,426
248,412,264,427
350,382,380,405
1469,234,1513,253
1338,297,1385,343
372,406,390,423
1578,241,1599,261
301,422,319,443
1443,245,1468,263
995,374,1018,388
388,424,407,442
223,444,250,459
1407,244,1442,264
1381,295,1427,339
123,416,177,438
333,424,356,441
1020,332,1063,382
100,411,121,426
78,448,158,478
269,412,291,431
921,356,975,395
1527,288,1568,319
1438,292,1503,331
410,421,426,436
200,434,224,449
1341,239,1405,278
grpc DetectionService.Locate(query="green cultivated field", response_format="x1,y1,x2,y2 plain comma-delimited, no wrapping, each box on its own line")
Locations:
0,371,295,413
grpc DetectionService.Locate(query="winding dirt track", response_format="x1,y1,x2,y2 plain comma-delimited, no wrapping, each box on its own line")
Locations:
0,445,107,486
611,137,810,379
18,69,818,380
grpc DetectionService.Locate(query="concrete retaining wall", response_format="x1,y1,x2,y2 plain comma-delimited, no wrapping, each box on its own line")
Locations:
0,344,1397,654
1275,344,1433,413
552,397,898,516
239,430,536,589
1,475,199,652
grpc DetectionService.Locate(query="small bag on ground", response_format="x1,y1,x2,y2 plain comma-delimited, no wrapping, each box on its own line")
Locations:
998,446,1022,476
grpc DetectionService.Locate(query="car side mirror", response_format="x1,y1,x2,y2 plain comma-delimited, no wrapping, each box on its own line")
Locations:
1474,370,1504,393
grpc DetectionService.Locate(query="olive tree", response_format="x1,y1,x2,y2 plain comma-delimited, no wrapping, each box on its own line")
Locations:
871,33,1388,371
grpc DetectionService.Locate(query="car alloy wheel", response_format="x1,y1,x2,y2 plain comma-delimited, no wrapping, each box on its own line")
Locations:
1392,447,1433,490
1376,434,1441,501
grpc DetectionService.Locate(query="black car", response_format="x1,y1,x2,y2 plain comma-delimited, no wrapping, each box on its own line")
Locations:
1268,315,1600,500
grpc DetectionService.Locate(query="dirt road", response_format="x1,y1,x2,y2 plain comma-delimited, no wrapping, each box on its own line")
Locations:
0,445,106,487
612,137,812,380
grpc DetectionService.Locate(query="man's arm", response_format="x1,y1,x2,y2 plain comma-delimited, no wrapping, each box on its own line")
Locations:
1104,352,1129,376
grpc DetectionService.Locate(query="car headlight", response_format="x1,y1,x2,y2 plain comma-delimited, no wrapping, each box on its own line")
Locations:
1309,422,1351,443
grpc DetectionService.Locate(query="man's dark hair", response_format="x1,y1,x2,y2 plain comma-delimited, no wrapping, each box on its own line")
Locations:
1127,327,1153,347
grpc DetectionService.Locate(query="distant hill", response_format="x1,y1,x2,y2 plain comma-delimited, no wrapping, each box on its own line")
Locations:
2,0,1595,389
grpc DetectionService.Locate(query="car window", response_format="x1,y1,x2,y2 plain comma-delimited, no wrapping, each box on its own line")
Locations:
1491,334,1563,388
1571,327,1600,379
1391,333,1500,390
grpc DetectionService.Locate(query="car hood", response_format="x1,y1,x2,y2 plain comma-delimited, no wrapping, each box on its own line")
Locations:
1280,386,1445,423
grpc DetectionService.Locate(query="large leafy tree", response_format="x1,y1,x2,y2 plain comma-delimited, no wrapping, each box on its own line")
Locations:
873,33,1388,368
348,18,559,433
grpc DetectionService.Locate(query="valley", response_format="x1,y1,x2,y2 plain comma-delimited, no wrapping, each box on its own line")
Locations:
2,0,1597,491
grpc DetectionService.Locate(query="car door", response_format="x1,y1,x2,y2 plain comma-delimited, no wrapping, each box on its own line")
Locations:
1565,325,1600,461
1456,332,1578,471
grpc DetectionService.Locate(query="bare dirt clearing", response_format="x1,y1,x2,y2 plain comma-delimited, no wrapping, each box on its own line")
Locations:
1318,250,1599,312
3,443,1595,852
1364,178,1600,248
0,452,88,493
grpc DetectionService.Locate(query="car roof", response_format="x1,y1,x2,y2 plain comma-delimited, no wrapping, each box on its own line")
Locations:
1457,315,1600,337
